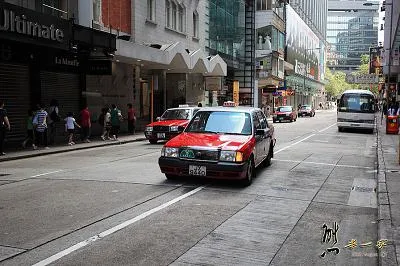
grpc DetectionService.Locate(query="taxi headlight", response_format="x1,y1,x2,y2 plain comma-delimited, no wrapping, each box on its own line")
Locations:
145,126,153,132
220,151,243,162
161,147,179,157
170,126,179,132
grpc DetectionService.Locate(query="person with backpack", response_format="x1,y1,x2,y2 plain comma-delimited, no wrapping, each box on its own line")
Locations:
110,104,123,140
0,100,11,155
48,99,60,145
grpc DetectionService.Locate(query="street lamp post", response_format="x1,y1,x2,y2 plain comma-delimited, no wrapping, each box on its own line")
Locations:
303,47,321,107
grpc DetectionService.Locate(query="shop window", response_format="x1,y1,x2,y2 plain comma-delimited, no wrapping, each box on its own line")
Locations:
147,0,156,22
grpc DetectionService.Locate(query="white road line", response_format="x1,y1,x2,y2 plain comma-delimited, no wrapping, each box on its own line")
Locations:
30,170,63,178
313,140,329,143
318,123,337,133
32,186,205,266
272,159,372,169
275,134,316,154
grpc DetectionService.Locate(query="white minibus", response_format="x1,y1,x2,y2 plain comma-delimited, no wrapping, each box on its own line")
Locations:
337,89,376,133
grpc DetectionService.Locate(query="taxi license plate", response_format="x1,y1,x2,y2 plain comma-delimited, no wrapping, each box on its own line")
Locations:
189,165,206,176
279,117,283,120
157,133,165,139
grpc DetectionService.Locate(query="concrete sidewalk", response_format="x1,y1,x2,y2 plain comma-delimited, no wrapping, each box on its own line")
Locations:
0,133,147,162
376,119,400,265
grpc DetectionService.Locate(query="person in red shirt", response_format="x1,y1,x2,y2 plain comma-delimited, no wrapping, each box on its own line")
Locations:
127,103,136,134
80,105,91,143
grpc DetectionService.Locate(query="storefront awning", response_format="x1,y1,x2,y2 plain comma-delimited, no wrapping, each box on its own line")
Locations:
115,40,227,76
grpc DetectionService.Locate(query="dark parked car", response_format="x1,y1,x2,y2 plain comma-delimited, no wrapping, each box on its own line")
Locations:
299,105,315,117
273,106,297,123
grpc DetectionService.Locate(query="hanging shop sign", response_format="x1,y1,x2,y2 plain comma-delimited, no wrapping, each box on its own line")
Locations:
233,80,239,105
0,2,72,50
205,77,222,91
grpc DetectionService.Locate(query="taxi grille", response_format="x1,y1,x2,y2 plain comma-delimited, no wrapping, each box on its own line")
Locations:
179,148,219,162
154,126,169,132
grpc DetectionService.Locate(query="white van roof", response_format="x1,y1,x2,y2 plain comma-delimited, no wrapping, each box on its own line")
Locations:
341,89,375,96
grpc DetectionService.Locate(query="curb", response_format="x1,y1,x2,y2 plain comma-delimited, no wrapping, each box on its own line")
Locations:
0,137,147,162
376,124,397,265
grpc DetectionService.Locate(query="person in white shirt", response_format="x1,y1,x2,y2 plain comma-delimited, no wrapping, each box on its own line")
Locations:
64,112,81,145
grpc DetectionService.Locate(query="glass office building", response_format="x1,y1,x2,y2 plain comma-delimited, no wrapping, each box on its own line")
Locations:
327,0,379,73
207,0,255,106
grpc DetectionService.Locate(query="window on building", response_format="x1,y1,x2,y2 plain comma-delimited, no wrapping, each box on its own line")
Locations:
93,0,101,23
147,0,156,22
178,5,185,32
193,11,199,37
172,2,177,30
166,0,171,27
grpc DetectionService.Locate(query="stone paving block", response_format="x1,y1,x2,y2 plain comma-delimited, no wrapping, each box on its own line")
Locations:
378,192,390,205
379,244,397,266
378,182,388,193
378,219,393,242
379,205,391,221
378,172,386,183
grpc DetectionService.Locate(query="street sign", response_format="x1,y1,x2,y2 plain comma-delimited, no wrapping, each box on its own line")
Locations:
345,74,379,84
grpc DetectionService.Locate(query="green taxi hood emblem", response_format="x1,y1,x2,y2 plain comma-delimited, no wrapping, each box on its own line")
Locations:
180,149,195,158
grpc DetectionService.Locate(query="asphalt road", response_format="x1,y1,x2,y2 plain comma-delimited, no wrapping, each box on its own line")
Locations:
0,109,379,266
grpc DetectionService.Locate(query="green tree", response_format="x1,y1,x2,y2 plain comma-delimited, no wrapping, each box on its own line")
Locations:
325,67,350,98
352,54,379,94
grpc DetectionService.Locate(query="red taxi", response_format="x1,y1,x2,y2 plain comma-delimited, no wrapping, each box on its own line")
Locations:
158,105,276,185
144,106,199,144
273,106,297,123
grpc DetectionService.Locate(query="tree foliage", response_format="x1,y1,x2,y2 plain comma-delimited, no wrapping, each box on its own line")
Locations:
325,67,350,98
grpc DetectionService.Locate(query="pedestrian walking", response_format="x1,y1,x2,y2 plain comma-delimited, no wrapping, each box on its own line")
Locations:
0,100,11,156
33,104,49,149
110,104,123,140
22,109,36,149
65,112,81,145
127,103,136,135
48,99,60,145
100,107,112,140
80,105,91,143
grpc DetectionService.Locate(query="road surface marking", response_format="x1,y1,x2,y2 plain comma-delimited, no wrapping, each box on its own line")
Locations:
33,186,205,266
318,123,337,133
272,159,372,169
275,134,316,154
313,140,329,143
30,170,63,178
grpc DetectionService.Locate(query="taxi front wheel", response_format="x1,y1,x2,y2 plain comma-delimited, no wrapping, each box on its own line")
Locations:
242,158,255,186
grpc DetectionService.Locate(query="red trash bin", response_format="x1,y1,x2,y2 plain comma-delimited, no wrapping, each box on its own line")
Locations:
386,115,399,134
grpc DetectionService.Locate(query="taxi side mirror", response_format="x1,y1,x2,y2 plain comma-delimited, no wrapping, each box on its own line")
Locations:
256,128,269,136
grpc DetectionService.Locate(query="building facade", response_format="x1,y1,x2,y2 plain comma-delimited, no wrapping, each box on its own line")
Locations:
255,0,286,110
327,0,379,73
285,2,327,109
381,0,400,102
0,0,116,143
81,0,227,131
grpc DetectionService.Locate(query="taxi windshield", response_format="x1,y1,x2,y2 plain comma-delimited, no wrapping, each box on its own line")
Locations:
301,106,311,110
161,109,190,120
186,111,252,135
277,106,292,112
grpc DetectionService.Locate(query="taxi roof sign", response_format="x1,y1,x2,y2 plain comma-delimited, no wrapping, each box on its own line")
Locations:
178,104,190,107
223,101,237,107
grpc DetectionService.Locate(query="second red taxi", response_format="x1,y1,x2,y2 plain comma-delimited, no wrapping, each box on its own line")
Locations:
158,104,276,186
273,106,297,123
144,106,199,144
